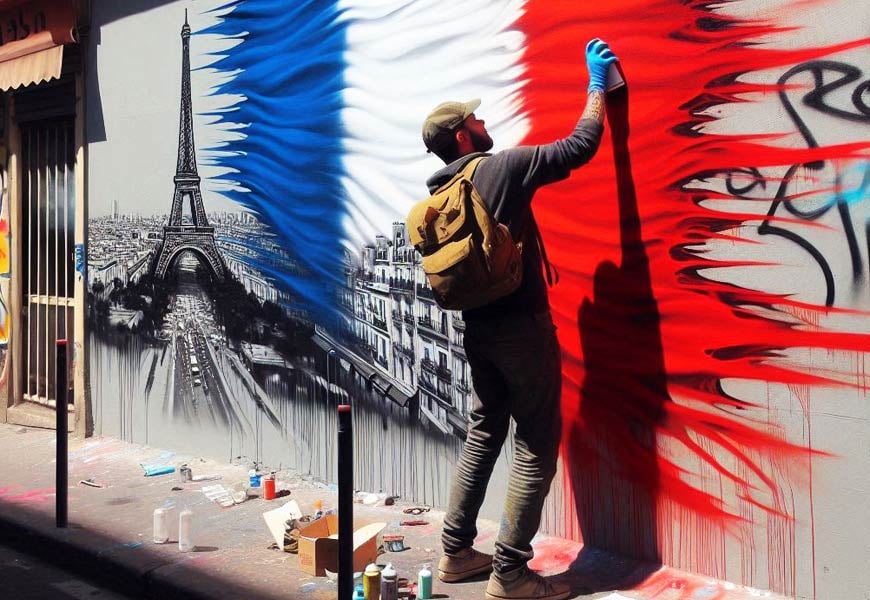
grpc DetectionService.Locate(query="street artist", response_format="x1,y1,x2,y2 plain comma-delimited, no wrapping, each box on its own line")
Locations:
421,39,619,600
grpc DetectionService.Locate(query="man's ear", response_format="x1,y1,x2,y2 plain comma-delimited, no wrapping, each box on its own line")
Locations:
455,127,468,145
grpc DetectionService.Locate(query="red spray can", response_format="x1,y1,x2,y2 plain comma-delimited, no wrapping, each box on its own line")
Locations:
263,472,276,500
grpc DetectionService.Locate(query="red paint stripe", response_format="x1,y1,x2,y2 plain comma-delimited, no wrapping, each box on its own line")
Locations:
517,0,869,588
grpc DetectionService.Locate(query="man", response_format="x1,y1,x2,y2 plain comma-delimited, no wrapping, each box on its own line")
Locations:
421,39,618,600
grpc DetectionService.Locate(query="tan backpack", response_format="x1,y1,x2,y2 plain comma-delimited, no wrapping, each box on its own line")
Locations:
407,157,522,311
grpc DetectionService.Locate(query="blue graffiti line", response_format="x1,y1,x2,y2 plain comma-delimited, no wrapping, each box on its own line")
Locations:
839,160,870,207
75,243,86,278
200,0,348,327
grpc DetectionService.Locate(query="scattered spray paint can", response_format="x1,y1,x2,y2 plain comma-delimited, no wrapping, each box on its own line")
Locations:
152,507,169,544
263,472,276,500
179,463,192,482
380,563,398,600
363,562,380,600
178,506,194,552
417,564,432,599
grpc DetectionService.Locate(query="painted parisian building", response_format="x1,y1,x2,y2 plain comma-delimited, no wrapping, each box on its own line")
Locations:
337,222,473,436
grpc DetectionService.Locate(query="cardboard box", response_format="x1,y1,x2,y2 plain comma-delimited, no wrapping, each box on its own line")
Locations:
297,514,385,576
262,500,303,548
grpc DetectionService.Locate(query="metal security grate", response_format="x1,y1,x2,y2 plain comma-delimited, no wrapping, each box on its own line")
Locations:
21,118,75,406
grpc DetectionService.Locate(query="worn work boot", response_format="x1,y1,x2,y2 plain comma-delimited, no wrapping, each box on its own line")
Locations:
485,567,572,600
437,547,494,582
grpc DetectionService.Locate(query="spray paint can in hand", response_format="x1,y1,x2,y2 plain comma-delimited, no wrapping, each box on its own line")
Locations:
417,564,432,600
380,563,398,600
362,562,380,600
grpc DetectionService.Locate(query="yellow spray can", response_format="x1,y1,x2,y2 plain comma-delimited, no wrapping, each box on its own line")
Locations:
363,562,380,600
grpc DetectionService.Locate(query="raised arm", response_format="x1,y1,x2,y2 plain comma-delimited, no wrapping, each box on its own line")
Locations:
582,89,606,125
489,38,618,190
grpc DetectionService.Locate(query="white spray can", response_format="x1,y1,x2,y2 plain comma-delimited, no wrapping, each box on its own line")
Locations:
178,506,194,552
152,507,169,544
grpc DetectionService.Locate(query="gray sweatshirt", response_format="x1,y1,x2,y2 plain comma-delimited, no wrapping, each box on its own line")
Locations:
425,117,604,320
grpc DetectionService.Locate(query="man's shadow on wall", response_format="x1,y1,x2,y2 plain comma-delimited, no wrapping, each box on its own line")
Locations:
562,84,669,594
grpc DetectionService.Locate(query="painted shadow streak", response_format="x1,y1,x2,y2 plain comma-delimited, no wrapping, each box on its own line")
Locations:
566,84,667,589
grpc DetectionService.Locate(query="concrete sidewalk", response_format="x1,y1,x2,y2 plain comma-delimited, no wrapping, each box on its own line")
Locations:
0,423,786,600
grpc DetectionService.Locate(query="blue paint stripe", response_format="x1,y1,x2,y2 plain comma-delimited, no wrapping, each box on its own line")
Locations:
201,0,347,326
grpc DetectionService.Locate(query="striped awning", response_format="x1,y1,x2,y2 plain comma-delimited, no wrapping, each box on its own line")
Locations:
0,44,62,91
0,0,76,91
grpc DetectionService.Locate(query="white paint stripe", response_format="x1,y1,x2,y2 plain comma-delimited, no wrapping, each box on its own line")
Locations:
338,0,529,252
190,3,251,205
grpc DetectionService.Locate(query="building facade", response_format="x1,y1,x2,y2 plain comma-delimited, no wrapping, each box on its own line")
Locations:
336,221,473,436
0,0,88,435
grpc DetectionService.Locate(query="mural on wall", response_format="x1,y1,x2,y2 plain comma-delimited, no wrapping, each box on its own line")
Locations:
87,0,868,598
87,2,469,508
0,142,9,388
0,122,10,388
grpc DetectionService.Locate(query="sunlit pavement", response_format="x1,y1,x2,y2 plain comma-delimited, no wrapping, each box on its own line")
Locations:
0,423,789,600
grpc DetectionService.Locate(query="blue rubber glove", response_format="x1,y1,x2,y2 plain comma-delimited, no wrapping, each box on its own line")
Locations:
586,38,618,92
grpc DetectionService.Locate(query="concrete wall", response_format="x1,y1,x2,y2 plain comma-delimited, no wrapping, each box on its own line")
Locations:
85,1,869,598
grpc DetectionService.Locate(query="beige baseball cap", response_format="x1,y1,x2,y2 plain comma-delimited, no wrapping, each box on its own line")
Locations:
421,98,481,152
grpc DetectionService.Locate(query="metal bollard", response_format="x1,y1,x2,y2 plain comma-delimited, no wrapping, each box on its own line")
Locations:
56,339,68,528
337,402,353,599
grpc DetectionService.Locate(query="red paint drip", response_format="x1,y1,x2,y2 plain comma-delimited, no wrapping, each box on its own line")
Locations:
518,0,869,591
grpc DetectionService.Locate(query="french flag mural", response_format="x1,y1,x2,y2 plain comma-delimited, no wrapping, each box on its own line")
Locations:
88,0,868,597
198,0,532,324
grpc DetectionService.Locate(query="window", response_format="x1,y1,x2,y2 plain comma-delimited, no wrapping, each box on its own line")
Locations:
21,119,76,405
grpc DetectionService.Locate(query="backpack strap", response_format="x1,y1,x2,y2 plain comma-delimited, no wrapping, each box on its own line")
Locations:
459,155,486,180
432,155,486,195
459,157,501,266
412,156,488,250
460,156,557,286
530,215,559,287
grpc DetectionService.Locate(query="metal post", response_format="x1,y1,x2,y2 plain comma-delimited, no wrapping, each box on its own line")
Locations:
56,339,68,528
337,403,353,599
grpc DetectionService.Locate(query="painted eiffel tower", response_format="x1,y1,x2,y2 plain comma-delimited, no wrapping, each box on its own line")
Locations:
151,10,226,282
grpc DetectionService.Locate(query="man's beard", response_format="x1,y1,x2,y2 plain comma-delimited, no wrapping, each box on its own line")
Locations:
469,128,494,153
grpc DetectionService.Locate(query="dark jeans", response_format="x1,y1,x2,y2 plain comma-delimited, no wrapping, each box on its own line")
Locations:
442,310,563,575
